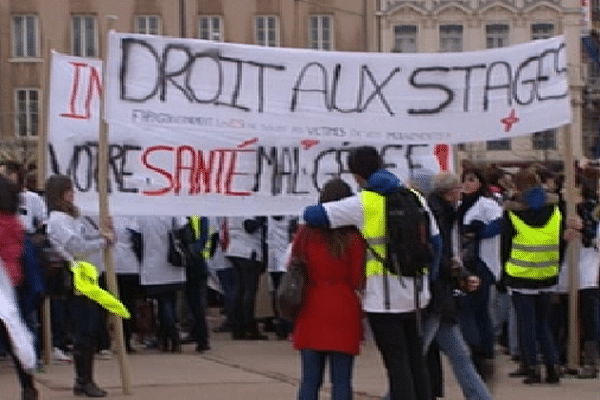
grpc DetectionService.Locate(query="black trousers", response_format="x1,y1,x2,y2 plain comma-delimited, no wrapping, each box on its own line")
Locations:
0,319,34,389
367,312,432,400
228,256,262,333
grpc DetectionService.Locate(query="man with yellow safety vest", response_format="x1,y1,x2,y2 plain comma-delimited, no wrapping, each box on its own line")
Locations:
183,215,214,353
501,167,579,385
303,146,442,400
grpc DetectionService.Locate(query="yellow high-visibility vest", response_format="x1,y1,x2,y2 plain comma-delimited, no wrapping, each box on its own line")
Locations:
505,206,561,282
188,216,213,260
70,261,130,319
360,190,387,277
360,188,428,277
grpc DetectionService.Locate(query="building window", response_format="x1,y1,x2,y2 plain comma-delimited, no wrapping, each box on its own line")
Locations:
72,15,97,57
15,89,39,138
256,15,279,47
135,15,161,35
440,24,463,52
532,129,557,150
486,139,511,151
486,24,509,48
309,15,333,50
393,25,417,53
198,16,223,41
12,15,38,58
531,23,554,40
593,0,600,21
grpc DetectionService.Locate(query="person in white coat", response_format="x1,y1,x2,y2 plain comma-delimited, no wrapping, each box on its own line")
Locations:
267,215,296,339
208,216,236,333
554,179,600,378
225,216,268,340
136,216,187,352
456,167,503,381
0,174,38,400
45,174,114,398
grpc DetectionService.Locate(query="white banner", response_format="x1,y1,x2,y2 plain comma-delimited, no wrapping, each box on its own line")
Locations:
107,33,570,145
48,52,449,216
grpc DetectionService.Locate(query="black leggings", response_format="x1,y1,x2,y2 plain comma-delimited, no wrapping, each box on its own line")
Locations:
0,319,34,389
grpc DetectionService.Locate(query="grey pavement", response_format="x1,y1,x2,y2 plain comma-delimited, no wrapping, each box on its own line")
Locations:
2,318,600,400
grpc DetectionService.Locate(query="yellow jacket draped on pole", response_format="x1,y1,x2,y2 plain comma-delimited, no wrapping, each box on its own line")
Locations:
70,261,131,319
504,206,561,289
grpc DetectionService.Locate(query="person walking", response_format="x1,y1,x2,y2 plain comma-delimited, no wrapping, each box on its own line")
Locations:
303,146,441,400
45,174,114,397
426,172,494,400
0,173,38,400
293,178,365,400
457,167,503,380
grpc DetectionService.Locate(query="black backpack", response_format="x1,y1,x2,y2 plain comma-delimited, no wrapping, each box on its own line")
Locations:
367,187,433,277
29,225,71,295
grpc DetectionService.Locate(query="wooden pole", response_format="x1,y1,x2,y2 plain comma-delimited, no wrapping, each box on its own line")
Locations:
40,39,52,367
98,16,132,394
563,123,580,371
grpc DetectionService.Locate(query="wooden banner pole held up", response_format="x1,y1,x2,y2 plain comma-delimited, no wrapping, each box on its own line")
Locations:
562,123,581,371
40,39,53,367
98,16,132,395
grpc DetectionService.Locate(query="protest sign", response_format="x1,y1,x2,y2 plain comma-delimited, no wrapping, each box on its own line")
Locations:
48,51,447,216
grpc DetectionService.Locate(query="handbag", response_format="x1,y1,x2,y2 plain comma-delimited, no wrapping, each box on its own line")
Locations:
167,218,188,267
276,230,307,322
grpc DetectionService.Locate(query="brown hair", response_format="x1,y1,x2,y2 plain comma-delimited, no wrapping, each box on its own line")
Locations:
318,178,357,258
513,167,540,194
45,175,79,218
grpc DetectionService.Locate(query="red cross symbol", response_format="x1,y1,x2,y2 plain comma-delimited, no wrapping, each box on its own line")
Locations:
500,109,520,132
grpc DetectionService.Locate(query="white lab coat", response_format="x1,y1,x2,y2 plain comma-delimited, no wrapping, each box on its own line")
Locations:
224,216,263,262
137,216,187,286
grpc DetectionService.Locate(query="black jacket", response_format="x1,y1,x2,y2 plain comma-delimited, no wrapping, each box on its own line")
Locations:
427,193,469,322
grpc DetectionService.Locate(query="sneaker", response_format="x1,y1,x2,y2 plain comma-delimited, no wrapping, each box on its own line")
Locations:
97,349,113,360
52,347,72,363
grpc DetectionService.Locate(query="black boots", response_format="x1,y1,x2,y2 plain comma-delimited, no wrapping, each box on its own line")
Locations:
523,365,542,384
522,365,560,384
545,364,560,384
73,347,107,397
578,341,599,379
22,387,38,400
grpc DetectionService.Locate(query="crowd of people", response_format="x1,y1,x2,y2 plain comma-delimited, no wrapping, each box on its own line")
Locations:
0,148,599,400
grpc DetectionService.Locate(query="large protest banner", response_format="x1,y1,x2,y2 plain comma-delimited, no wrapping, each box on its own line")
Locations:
48,51,448,216
49,33,570,216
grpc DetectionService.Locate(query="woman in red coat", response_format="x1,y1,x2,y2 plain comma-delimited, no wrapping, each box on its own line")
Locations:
292,178,366,400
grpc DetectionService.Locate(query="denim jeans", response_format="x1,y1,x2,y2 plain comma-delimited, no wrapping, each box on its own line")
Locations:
436,323,493,400
512,292,558,366
156,292,178,340
216,267,236,327
298,349,354,400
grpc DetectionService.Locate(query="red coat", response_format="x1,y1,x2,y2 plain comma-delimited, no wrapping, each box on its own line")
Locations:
292,225,365,355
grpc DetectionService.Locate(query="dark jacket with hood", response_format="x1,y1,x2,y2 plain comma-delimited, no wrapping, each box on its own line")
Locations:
501,191,565,290
427,192,471,322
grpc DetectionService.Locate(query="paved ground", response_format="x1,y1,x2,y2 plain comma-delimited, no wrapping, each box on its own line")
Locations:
3,317,600,400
